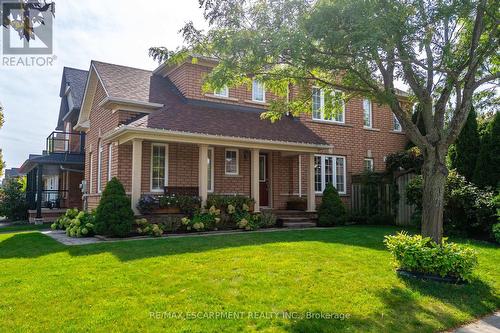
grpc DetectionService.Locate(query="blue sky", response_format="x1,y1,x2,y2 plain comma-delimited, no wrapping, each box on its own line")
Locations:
0,0,206,176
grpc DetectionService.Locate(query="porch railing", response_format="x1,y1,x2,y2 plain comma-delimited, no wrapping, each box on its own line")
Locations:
46,131,85,154
27,190,69,209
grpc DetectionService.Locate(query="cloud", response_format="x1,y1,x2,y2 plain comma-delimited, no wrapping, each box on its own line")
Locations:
0,0,207,172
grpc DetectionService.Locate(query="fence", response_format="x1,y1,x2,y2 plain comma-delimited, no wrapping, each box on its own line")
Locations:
351,172,416,225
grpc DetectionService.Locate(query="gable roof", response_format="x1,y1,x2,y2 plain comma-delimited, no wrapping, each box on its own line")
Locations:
56,67,88,130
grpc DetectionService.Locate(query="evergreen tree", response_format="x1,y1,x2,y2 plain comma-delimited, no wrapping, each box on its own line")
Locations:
94,177,134,237
474,112,500,188
449,108,480,181
317,183,347,227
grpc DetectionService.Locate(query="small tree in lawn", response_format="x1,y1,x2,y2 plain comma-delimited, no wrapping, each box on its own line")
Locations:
94,177,134,237
317,183,347,227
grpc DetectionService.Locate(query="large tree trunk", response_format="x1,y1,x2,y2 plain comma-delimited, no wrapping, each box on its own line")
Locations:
421,148,448,244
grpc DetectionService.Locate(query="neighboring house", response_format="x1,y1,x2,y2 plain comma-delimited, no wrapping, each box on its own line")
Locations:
1,168,21,187
19,67,88,222
74,57,408,214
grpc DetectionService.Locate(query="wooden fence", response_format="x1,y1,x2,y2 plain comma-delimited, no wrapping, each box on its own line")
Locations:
351,172,416,225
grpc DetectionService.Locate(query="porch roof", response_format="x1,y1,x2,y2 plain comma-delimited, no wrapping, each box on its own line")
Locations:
19,153,85,174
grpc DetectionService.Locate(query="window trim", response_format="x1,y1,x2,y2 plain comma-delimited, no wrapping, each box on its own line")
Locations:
393,113,402,132
107,144,113,181
364,158,374,172
97,143,103,193
252,79,266,103
224,148,239,175
314,154,347,195
89,153,93,194
150,143,169,192
363,98,372,128
214,85,229,98
311,87,345,124
207,147,214,193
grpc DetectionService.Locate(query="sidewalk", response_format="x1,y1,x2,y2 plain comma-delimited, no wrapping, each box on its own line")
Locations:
450,311,500,333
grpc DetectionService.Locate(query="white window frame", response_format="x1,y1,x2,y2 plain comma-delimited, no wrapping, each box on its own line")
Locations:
150,143,169,192
311,88,345,124
393,113,402,132
207,147,214,193
225,148,239,175
89,153,93,194
97,143,103,193
214,85,229,98
107,144,113,181
363,98,372,128
314,154,346,195
364,158,374,172
252,80,266,102
64,122,71,151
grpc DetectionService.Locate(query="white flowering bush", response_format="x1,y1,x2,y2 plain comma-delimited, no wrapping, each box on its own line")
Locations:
136,218,164,237
181,205,221,232
51,209,95,238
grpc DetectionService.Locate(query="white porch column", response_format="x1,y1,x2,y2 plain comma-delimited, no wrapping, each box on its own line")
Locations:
251,148,260,213
307,153,316,212
131,139,143,215
198,144,209,208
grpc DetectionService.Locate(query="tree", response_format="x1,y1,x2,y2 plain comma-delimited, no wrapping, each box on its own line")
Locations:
317,183,347,227
449,107,480,181
473,112,500,188
94,177,134,237
0,102,4,178
0,177,27,221
150,0,499,243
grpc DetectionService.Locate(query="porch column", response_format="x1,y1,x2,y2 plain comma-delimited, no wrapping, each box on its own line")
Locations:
131,139,143,215
251,148,260,212
307,153,316,212
36,165,43,218
198,144,209,208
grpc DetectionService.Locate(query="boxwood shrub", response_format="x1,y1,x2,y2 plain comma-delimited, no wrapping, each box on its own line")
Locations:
384,232,478,282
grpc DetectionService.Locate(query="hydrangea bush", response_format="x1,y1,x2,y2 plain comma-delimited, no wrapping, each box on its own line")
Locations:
51,208,95,238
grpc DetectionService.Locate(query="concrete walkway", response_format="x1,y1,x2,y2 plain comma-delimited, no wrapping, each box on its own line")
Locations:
41,230,102,245
449,312,500,333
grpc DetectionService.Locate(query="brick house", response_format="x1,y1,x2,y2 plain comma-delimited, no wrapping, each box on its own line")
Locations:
74,56,408,215
20,67,87,222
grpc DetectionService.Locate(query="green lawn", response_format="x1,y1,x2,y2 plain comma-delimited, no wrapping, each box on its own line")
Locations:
0,226,498,332
0,223,50,233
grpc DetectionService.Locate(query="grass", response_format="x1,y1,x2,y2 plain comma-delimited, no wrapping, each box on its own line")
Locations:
0,226,498,332
0,223,51,233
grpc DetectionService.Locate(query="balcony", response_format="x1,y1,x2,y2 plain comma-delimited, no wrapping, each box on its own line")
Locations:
46,131,85,154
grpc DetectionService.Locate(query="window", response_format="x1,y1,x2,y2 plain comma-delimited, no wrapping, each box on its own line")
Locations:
225,149,239,175
97,143,103,193
214,85,229,98
252,80,265,102
363,98,372,128
64,122,71,151
364,158,374,171
151,144,168,191
259,155,266,182
107,144,113,181
207,147,214,192
393,113,402,131
311,88,345,123
314,155,346,194
89,153,93,194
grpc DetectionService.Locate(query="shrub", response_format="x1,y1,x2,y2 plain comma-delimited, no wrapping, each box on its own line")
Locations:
176,195,201,215
135,218,164,237
181,205,221,232
384,232,478,282
94,177,134,237
406,171,497,239
159,215,183,233
493,224,500,243
234,211,263,231
317,183,347,227
258,210,277,228
0,177,28,221
137,195,158,215
386,147,423,173
206,195,254,213
51,209,95,238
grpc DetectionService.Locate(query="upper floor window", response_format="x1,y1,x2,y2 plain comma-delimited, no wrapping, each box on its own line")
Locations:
393,113,402,132
311,88,345,123
214,85,229,98
225,149,239,175
314,155,346,194
364,158,374,171
252,80,265,102
363,98,372,128
151,143,168,192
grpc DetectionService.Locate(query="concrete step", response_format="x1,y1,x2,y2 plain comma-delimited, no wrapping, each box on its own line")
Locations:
280,217,313,223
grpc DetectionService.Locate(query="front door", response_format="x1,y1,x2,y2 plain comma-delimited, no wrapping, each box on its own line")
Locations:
259,154,269,207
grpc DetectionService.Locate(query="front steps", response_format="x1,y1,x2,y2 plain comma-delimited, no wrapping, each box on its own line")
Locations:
268,210,318,228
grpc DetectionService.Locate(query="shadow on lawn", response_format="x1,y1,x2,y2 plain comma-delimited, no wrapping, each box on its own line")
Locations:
286,280,499,333
0,226,403,261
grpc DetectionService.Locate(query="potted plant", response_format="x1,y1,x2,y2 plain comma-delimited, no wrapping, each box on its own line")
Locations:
156,195,181,214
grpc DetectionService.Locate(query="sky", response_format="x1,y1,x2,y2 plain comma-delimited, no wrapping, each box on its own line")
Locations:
0,0,207,176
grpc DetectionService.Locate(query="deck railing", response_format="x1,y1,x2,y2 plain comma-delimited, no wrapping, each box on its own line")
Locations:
46,131,85,154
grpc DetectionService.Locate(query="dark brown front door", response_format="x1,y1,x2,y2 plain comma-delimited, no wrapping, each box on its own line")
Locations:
259,154,269,207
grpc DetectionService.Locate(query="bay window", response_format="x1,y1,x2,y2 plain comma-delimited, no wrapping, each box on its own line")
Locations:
314,155,346,194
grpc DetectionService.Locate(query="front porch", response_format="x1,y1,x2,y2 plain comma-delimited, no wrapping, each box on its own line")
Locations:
103,128,330,214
